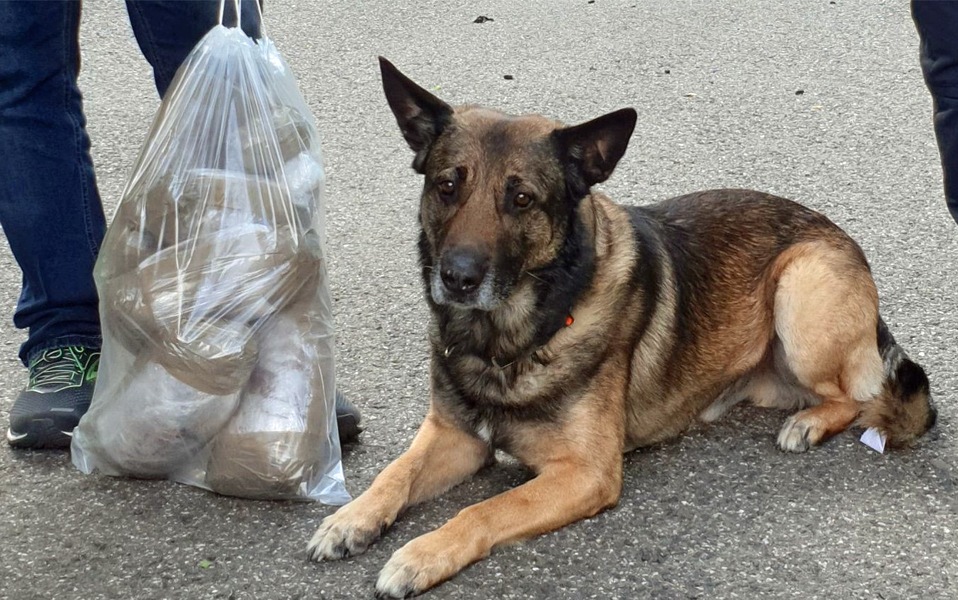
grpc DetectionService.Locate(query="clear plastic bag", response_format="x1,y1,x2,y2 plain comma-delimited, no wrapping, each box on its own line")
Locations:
71,9,349,504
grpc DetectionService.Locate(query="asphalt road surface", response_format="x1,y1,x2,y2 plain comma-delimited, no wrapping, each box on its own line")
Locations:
2,1,957,599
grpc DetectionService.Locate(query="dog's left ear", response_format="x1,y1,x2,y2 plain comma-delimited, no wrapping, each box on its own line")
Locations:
379,57,454,173
554,108,637,187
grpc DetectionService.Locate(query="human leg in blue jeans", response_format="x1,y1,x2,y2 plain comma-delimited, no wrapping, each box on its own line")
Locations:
913,0,958,225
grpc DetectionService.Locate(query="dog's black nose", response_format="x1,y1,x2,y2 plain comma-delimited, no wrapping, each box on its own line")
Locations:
440,248,489,294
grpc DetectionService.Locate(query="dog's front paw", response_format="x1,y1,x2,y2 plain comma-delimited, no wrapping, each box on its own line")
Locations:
307,504,390,561
375,532,475,598
777,412,824,453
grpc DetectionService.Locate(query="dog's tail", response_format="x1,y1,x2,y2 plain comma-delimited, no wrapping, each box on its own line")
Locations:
857,317,936,447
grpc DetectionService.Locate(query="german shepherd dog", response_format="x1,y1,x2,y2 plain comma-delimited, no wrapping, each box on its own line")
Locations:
308,58,937,597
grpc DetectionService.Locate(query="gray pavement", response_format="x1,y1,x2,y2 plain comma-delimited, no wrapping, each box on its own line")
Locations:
2,1,957,598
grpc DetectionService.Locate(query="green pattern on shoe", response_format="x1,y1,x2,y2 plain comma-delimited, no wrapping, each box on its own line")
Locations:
27,346,100,393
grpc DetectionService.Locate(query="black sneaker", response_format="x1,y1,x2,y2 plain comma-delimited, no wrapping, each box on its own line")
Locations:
6,346,100,449
335,390,362,444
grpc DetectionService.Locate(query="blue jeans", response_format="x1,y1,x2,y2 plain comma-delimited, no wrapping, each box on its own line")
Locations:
913,0,958,225
0,0,260,365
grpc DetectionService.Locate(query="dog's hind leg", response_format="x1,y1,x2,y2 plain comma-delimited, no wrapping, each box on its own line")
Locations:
307,409,491,561
770,241,884,452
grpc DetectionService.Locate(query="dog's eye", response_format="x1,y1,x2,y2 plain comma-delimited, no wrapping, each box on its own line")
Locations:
513,192,534,209
437,179,456,198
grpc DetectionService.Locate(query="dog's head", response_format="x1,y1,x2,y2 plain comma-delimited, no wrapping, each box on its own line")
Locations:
379,57,636,312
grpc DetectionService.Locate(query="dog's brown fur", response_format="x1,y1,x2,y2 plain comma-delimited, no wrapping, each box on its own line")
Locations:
307,58,936,598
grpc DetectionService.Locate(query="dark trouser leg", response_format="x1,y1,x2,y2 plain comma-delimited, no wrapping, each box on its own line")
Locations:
0,0,105,365
913,0,958,225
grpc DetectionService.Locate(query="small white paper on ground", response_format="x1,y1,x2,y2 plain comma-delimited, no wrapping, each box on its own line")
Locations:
860,427,887,454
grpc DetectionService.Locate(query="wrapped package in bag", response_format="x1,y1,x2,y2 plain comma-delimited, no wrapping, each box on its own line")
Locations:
205,294,337,499
71,15,349,504
73,350,242,478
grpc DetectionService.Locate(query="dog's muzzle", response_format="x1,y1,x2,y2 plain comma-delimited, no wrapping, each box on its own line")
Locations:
440,248,489,295
432,247,499,309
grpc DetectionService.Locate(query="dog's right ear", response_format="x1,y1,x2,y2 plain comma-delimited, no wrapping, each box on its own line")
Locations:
379,57,453,173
